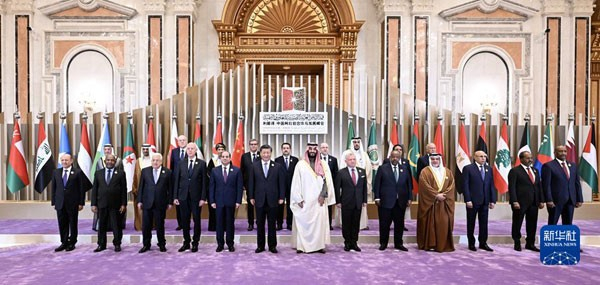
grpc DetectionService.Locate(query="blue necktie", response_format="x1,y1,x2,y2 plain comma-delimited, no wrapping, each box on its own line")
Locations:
393,166,399,182
188,160,193,177
106,169,112,185
263,162,269,178
480,165,485,180
62,169,68,187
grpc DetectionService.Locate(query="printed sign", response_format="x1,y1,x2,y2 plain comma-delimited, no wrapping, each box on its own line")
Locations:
259,112,328,134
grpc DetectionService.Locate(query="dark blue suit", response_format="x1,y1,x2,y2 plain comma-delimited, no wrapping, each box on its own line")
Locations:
170,147,187,228
323,155,339,227
334,167,368,247
462,163,497,245
137,166,172,247
274,155,298,228
209,165,243,248
51,167,87,246
373,163,413,247
91,168,127,247
174,158,207,246
542,159,583,225
248,160,286,250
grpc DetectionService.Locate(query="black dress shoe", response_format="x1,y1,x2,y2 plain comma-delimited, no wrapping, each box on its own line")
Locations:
247,225,254,231
66,245,76,252
479,244,494,252
93,246,106,253
468,245,477,251
353,245,362,252
139,246,150,253
176,226,182,231
159,246,167,252
191,245,199,252
276,224,283,231
404,226,408,231
178,244,190,252
344,245,351,252
514,243,522,251
255,248,265,253
296,250,303,254
114,245,121,252
269,247,278,253
525,244,540,252
287,225,292,231
316,249,326,254
216,246,224,252
54,244,68,252
330,226,334,230
228,246,235,252
394,245,408,251
378,245,387,251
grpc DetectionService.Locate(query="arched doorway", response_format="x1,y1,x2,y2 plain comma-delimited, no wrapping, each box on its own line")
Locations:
462,51,510,118
66,50,115,113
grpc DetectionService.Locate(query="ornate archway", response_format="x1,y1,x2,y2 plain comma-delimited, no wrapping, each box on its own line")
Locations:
213,0,364,107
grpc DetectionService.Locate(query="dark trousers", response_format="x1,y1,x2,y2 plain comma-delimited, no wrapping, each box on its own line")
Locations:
216,206,235,247
467,203,489,245
246,190,255,226
341,207,361,245
97,207,123,247
175,204,183,228
379,203,406,247
208,206,216,231
328,205,334,227
142,206,166,247
511,203,539,245
179,199,202,245
285,187,293,227
547,201,575,225
57,206,79,246
92,211,125,231
256,205,278,249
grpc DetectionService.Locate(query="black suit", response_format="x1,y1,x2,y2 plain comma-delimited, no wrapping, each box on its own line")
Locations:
542,159,583,225
137,167,172,247
416,155,430,180
170,147,187,229
334,167,367,247
248,160,286,250
373,163,412,247
323,155,339,227
462,163,497,246
51,167,86,246
209,165,243,248
241,151,259,226
91,168,127,247
206,159,220,231
93,158,125,231
508,165,543,245
174,158,208,246
274,155,298,228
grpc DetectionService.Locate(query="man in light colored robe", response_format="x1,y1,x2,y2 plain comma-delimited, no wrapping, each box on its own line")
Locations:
290,143,336,253
336,137,372,229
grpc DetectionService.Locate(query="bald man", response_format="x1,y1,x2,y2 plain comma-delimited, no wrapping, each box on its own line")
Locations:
416,143,436,180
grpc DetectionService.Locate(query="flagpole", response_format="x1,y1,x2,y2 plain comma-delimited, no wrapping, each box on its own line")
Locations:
592,113,598,201
14,110,22,200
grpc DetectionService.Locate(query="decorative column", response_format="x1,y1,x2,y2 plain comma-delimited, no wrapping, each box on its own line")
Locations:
173,0,199,94
145,0,166,105
542,0,567,122
412,0,433,118
572,0,594,125
9,0,34,115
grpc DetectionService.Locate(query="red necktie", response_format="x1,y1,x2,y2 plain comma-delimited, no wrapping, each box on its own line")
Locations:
351,168,357,186
223,167,228,183
561,162,570,179
527,167,535,184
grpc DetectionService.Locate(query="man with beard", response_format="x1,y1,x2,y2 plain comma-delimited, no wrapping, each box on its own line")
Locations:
337,137,371,230
290,143,336,253
542,145,583,225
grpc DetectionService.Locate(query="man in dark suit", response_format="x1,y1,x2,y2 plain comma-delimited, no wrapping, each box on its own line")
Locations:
51,154,87,252
274,142,298,230
173,143,207,252
92,144,125,232
416,143,436,180
91,154,127,252
249,144,286,253
383,144,410,231
463,150,497,252
334,152,367,252
508,151,544,252
320,142,339,230
240,139,259,231
209,151,243,252
170,135,188,231
373,150,412,251
207,143,227,232
137,153,172,253
542,145,583,225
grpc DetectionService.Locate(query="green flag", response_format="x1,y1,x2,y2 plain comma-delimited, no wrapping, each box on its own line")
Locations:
122,119,136,192
367,120,380,165
346,119,355,150
408,120,420,193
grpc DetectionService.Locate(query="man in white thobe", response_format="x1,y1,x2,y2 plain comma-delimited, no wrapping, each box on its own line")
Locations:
291,143,336,253
337,137,372,230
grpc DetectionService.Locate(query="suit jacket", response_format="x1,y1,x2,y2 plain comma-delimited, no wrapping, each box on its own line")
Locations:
91,168,127,209
174,158,208,202
248,160,286,208
541,160,583,206
463,163,497,205
508,166,543,206
209,165,243,207
334,167,368,210
373,163,413,209
274,155,298,191
51,167,86,210
383,157,409,169
170,147,187,171
241,151,259,188
416,155,430,180
137,167,172,210
322,155,339,181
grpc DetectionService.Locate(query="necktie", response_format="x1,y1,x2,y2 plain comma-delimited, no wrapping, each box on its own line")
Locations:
106,169,112,185
285,157,289,169
62,169,68,187
351,168,357,186
393,166,399,182
153,168,159,184
527,167,535,184
180,149,184,160
480,165,485,180
188,160,193,177
263,162,269,178
253,154,257,162
561,162,570,179
322,156,326,161
223,167,228,183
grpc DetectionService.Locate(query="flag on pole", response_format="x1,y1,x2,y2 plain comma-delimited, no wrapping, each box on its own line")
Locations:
122,117,137,192
492,120,511,194
476,119,488,155
388,118,399,157
579,123,598,194
232,119,245,167
91,118,111,179
346,119,355,150
34,118,54,193
408,118,420,194
368,120,380,167
77,119,93,189
212,117,223,161
433,120,445,160
515,121,531,167
566,120,578,164
194,117,205,160
166,118,179,169
455,120,471,172
6,119,29,193
533,124,554,173
58,121,72,163
146,117,157,154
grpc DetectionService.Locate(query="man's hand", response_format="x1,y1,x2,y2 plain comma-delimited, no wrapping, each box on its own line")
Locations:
119,206,126,214
546,201,555,208
363,203,367,208
91,206,97,213
406,200,412,208
137,203,143,210
174,199,180,206
236,203,240,209
538,203,544,209
298,201,304,208
211,203,217,209
336,203,342,209
576,202,583,208
489,203,495,210
436,194,446,202
318,196,325,206
512,202,520,210
78,205,84,211
250,199,255,206
466,201,473,208
168,204,172,210
278,199,284,205
375,200,380,207
199,200,206,207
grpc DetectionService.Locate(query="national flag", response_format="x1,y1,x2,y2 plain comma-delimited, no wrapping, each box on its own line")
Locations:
212,117,223,161
433,120,444,160
77,119,93,188
6,119,29,193
533,124,554,173
579,123,598,194
566,120,577,164
91,118,111,179
492,120,511,194
346,119,355,150
476,119,488,156
408,118,420,194
166,118,179,169
34,118,54,193
232,119,245,167
194,117,205,160
455,120,471,172
388,118,399,157
58,122,71,163
122,118,137,192
368,120,380,166
515,121,531,167
146,117,157,153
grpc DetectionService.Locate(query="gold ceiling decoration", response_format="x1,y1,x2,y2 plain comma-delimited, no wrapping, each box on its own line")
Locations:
247,0,328,34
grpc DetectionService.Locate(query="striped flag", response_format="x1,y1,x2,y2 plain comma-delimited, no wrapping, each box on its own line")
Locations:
167,118,179,169
515,121,531,167
579,123,597,194
194,117,204,160
34,118,55,193
6,119,29,193
433,120,444,161
232,119,245,167
212,117,223,161
122,118,137,192
408,118,420,194
91,118,111,179
492,120,511,194
455,120,471,172
533,124,554,174
388,118,399,157
77,119,93,188
146,117,157,154
476,119,488,156
566,120,577,164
